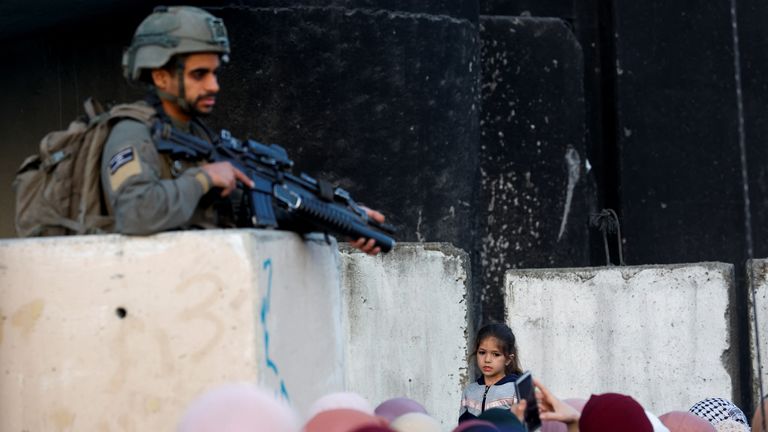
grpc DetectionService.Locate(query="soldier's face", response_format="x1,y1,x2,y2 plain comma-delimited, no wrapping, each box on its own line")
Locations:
181,53,221,116
154,53,221,118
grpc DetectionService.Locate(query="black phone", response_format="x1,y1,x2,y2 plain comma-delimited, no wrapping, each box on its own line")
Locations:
515,371,541,431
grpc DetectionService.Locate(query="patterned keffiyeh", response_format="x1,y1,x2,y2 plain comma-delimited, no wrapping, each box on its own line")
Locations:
689,398,749,427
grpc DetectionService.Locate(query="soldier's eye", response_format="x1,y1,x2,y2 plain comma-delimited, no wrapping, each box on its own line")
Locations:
190,70,207,80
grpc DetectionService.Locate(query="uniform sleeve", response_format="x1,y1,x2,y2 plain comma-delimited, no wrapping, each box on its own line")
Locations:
101,119,213,235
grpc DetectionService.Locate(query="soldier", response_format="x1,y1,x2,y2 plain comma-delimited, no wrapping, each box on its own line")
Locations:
105,6,384,254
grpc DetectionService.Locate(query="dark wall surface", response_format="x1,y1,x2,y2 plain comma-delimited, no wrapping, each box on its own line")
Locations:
0,0,478,39
478,16,592,321
212,6,480,251
613,2,747,266
738,0,768,259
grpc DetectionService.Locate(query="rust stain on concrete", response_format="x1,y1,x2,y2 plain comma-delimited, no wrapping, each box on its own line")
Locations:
11,299,44,336
144,397,162,414
108,316,146,393
50,408,75,430
176,274,225,362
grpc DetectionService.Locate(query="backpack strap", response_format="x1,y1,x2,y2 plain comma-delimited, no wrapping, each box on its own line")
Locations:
77,100,158,233
84,97,105,121
109,101,157,126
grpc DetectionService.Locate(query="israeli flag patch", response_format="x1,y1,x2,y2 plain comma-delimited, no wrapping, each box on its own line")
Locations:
109,147,134,174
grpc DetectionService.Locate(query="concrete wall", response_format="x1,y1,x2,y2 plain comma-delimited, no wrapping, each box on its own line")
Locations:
0,233,476,429
0,230,344,431
505,263,736,414
340,243,472,427
747,259,768,406
477,16,593,321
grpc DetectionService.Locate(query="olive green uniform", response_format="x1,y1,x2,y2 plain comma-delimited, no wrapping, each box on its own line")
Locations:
101,104,217,234
105,6,232,234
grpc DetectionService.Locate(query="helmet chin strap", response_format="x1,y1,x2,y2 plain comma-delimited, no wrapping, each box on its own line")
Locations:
154,57,195,119
174,56,191,113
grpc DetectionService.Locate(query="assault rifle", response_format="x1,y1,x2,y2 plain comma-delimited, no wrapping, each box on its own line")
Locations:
152,122,396,252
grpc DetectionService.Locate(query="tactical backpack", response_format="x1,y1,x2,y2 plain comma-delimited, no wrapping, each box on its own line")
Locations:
13,98,156,237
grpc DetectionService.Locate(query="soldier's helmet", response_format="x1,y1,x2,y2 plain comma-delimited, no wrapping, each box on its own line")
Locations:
122,6,230,82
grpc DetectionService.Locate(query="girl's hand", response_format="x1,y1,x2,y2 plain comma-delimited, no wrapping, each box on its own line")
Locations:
510,399,527,423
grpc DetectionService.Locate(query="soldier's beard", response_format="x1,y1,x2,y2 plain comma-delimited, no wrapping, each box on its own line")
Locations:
186,93,217,118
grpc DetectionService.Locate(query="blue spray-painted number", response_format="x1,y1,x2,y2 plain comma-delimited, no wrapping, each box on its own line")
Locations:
260,258,290,402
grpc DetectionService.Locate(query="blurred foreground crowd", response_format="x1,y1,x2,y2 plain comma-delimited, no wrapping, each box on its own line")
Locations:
174,382,768,432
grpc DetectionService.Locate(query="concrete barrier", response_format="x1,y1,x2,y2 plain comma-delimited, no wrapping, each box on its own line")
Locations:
747,259,768,406
505,263,735,414
0,230,343,431
340,243,472,427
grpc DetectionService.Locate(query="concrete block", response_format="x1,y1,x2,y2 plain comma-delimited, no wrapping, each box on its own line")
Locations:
0,230,343,431
477,16,592,320
340,243,471,427
216,6,480,251
505,263,735,414
612,2,749,265
747,259,768,405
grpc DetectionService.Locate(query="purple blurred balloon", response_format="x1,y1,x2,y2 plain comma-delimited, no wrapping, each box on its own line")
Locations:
540,420,567,432
375,397,428,422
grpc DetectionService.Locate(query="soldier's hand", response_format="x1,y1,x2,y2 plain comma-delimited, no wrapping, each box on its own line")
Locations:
201,162,254,197
349,206,386,256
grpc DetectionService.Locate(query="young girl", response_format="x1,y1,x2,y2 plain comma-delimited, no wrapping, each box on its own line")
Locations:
458,323,523,423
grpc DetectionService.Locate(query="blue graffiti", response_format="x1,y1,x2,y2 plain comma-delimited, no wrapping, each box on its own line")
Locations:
260,258,290,402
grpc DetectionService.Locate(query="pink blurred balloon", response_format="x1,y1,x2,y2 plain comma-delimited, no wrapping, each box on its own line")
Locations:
538,398,587,432
540,420,567,432
304,408,384,432
753,398,768,432
375,397,428,422
659,411,716,432
564,398,588,413
453,419,500,432
176,383,299,432
308,392,374,418
351,427,397,432
390,412,441,432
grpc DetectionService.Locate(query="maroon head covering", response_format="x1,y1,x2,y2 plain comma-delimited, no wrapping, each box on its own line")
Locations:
579,393,653,432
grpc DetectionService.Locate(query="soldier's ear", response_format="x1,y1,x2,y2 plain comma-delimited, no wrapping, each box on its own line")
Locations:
151,68,173,91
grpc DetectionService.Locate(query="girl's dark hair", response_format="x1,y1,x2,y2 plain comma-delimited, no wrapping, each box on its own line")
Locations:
473,323,523,376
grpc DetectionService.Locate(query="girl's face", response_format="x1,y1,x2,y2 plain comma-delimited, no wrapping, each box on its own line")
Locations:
476,336,510,384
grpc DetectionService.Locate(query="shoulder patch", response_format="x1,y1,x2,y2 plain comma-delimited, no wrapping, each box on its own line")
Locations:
108,146,143,191
109,147,134,174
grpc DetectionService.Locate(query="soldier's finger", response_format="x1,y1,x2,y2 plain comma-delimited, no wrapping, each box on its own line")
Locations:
362,206,386,223
360,238,376,252
233,167,254,188
220,177,237,197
